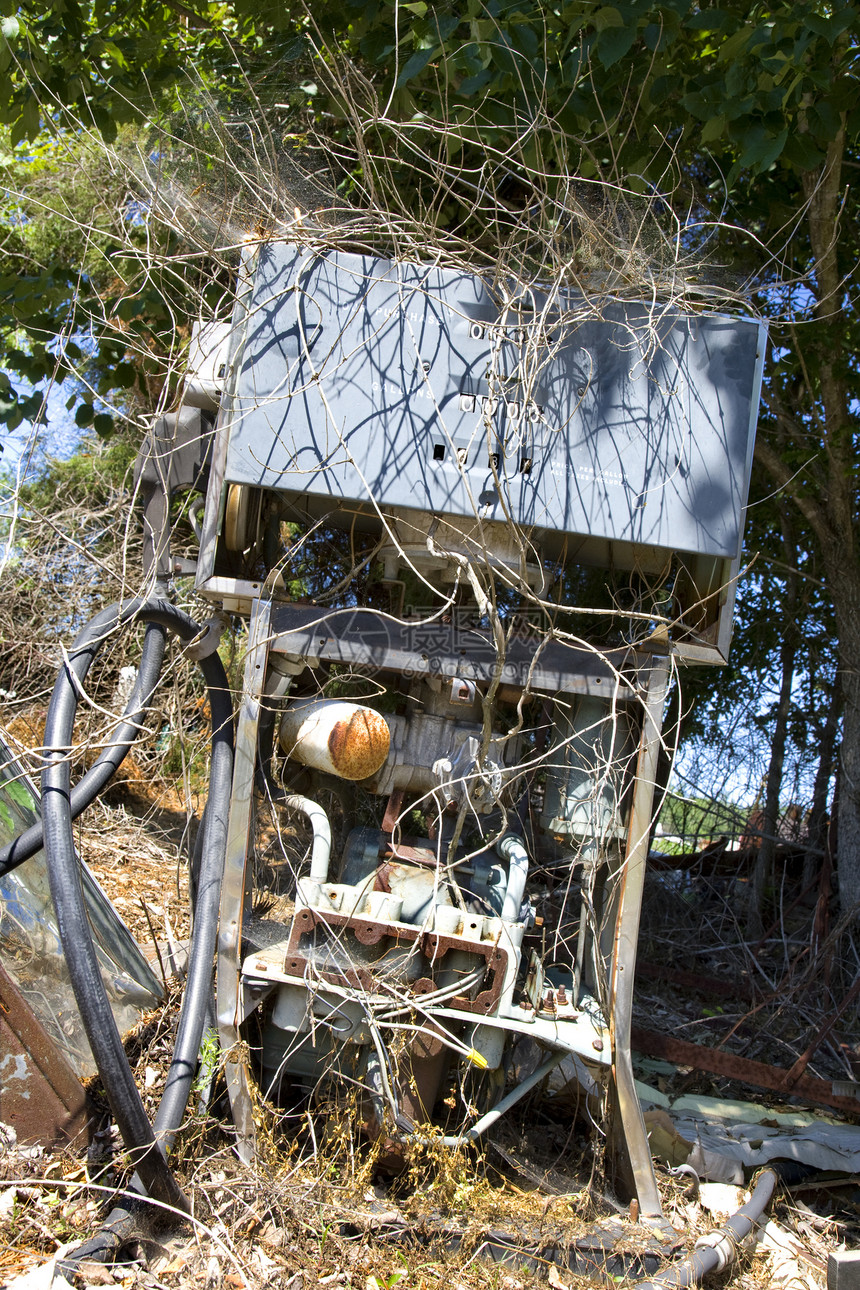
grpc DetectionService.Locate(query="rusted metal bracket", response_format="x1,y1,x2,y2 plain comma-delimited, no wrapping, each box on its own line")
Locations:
285,906,508,1015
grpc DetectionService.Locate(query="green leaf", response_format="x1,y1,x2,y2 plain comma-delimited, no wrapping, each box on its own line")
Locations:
459,67,492,94
75,402,95,428
112,362,137,388
716,26,754,63
101,39,128,70
699,114,726,144
725,59,747,97
686,9,733,32
5,778,36,813
808,99,841,141
395,46,437,86
433,13,460,42
682,90,716,121
116,296,141,321
9,95,40,147
805,11,854,41
643,21,677,51
649,73,675,106
563,46,588,86
596,22,637,68
507,22,539,59
781,130,825,169
93,412,115,438
593,7,623,32
3,402,23,430
739,125,788,171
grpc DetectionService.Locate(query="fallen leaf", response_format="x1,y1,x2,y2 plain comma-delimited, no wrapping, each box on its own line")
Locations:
75,1259,117,1284
548,1265,569,1290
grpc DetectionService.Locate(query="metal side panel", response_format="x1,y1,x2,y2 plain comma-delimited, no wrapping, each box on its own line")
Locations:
267,602,647,696
0,957,91,1147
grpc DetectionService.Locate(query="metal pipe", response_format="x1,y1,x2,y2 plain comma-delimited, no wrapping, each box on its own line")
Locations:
279,699,390,781
495,833,529,923
439,1050,564,1146
281,793,332,884
634,1168,779,1290
608,657,670,1220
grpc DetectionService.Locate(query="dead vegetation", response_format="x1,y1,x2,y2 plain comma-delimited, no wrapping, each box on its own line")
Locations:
1,770,856,1290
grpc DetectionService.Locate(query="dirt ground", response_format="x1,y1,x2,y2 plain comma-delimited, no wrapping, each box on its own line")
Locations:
1,772,857,1290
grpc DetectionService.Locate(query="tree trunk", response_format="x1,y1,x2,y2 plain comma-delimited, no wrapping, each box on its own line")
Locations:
822,560,860,921
747,592,798,938
803,684,841,893
834,664,860,917
754,125,858,925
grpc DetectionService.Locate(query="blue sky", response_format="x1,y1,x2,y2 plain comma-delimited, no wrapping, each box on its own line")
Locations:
0,379,81,485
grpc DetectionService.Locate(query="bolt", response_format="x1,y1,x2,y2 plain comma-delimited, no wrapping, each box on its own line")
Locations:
557,985,568,1006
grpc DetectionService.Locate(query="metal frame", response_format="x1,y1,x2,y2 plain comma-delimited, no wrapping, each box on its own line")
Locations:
215,590,668,1210
217,596,273,1161
605,657,670,1216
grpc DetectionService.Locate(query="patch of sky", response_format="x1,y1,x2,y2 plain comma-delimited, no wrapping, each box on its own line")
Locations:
0,373,86,574
0,376,83,489
0,328,101,486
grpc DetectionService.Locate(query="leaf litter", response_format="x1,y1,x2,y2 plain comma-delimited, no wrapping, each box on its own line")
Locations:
1,782,856,1290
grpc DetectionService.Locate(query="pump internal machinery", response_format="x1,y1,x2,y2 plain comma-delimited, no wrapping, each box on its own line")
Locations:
131,241,766,1211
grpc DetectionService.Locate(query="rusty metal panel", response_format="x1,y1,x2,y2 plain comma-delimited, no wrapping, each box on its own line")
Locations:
0,957,90,1147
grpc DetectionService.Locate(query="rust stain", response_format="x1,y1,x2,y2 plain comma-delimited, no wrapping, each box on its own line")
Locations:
374,862,393,893
328,709,389,780
632,1025,860,1118
0,959,91,1147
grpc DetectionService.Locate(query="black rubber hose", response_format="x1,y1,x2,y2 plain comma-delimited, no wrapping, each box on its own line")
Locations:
633,1167,779,1290
55,627,233,1283
0,622,167,878
154,643,232,1145
42,598,232,1218
55,1207,143,1278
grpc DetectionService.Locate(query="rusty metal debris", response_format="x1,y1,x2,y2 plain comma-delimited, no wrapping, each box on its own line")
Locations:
631,1026,860,1117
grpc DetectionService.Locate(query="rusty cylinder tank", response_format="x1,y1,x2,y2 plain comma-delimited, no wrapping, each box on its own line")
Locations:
279,699,390,781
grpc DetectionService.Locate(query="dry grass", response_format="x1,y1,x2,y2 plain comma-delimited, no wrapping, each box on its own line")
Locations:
2,785,853,1290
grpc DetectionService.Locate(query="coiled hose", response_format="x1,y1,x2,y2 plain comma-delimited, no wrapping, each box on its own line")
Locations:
37,599,234,1277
